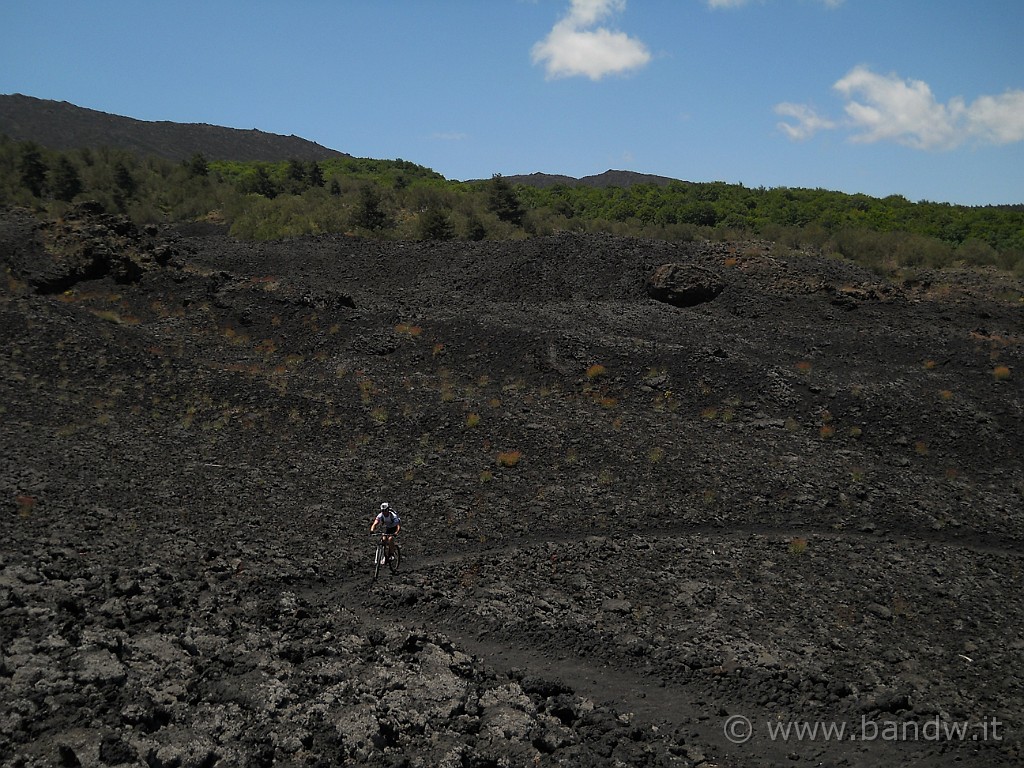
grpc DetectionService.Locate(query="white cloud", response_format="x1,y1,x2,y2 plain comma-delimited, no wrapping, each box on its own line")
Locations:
777,66,1024,150
774,102,836,140
964,90,1024,145
532,0,651,81
833,66,962,149
706,0,844,8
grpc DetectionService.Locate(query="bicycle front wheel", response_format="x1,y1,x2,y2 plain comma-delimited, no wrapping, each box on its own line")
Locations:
373,542,385,581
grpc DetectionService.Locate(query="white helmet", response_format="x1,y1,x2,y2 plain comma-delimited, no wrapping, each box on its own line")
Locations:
380,502,390,511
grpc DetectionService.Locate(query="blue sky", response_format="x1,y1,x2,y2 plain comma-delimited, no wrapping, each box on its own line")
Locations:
3,0,1023,205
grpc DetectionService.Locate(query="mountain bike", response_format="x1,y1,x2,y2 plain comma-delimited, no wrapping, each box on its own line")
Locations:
371,532,401,581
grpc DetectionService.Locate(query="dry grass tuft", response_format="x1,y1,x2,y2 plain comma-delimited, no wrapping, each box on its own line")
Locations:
16,494,37,518
496,450,522,468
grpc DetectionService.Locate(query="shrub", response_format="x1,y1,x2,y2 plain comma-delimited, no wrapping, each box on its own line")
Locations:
993,365,1012,381
496,450,522,467
788,537,808,555
585,364,607,380
16,494,37,518
418,207,455,241
394,323,423,337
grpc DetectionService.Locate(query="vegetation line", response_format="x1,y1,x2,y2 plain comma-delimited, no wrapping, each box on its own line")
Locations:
2,134,1023,277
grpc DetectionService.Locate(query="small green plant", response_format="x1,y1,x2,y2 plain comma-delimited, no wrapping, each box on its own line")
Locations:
648,447,665,464
479,469,493,483
585,364,607,380
788,537,808,555
465,412,481,428
371,407,388,424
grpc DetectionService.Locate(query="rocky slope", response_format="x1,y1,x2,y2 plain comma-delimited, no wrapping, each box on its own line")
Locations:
0,94,347,162
1,204,1022,766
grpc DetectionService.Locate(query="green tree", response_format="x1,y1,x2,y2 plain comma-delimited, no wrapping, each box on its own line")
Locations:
250,166,278,198
308,161,324,188
486,173,524,226
353,184,390,231
464,213,487,241
418,207,455,241
113,161,137,209
286,158,306,184
51,155,83,202
187,152,209,178
18,142,47,197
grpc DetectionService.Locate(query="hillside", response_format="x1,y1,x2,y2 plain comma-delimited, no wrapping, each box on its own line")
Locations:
1,204,1022,766
0,94,347,162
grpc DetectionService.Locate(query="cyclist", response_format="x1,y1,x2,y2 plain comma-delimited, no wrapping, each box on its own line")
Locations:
370,502,401,564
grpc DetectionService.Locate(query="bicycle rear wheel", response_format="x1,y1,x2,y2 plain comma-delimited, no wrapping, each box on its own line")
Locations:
389,544,401,574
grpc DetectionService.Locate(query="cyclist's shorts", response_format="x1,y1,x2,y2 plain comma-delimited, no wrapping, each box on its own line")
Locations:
384,525,399,536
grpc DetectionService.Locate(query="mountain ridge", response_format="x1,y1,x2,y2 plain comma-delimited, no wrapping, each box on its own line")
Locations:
2,94,690,187
0,93,348,162
498,169,685,188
